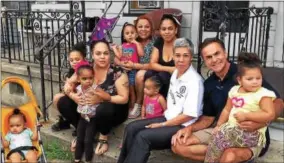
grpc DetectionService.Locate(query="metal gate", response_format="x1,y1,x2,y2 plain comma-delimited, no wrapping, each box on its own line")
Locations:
197,1,273,73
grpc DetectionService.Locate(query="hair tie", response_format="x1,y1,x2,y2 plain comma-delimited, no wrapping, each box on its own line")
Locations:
74,60,91,73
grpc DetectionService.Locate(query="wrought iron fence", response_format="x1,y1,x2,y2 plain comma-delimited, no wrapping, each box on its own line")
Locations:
197,2,274,73
1,1,86,120
1,2,85,69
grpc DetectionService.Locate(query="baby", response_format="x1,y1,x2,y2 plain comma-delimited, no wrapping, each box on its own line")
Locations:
2,108,38,163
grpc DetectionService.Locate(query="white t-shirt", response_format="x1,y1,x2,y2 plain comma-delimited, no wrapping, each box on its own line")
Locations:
164,65,204,126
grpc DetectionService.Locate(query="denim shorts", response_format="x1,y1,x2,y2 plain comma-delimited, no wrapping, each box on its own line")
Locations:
128,70,137,86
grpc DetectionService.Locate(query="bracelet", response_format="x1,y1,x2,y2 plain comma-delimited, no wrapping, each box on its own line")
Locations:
161,122,166,127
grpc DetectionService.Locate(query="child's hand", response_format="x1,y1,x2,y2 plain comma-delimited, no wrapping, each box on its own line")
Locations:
234,112,247,122
130,39,138,44
111,44,119,50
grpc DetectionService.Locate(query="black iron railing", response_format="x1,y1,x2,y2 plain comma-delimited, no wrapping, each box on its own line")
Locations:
1,1,86,120
198,2,274,73
34,1,86,120
1,7,86,68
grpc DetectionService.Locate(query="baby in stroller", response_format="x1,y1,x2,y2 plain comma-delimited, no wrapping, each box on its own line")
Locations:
1,108,38,163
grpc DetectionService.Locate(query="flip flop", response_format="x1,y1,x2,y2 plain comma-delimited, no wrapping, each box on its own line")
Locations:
95,139,108,155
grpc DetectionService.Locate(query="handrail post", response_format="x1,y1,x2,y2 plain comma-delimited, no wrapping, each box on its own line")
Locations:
39,49,48,121
70,1,74,47
5,12,12,63
263,7,273,68
81,1,86,43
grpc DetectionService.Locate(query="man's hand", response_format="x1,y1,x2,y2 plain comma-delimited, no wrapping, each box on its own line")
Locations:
171,126,192,146
234,112,247,122
212,126,220,135
238,121,265,132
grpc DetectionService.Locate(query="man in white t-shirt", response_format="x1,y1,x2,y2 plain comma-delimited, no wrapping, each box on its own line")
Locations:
118,38,204,163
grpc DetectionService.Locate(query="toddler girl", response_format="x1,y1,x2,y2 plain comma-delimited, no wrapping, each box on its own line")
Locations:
112,22,144,118
2,108,38,163
142,76,167,119
204,52,276,163
74,61,98,122
74,62,99,163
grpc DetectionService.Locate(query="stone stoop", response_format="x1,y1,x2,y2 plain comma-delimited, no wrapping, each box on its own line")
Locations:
40,120,192,163
40,118,284,163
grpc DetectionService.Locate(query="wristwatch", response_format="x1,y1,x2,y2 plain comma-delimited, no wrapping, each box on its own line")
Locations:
161,122,166,127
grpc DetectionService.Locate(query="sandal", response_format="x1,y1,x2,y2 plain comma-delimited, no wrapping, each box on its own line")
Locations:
95,139,108,155
128,103,141,119
70,138,77,152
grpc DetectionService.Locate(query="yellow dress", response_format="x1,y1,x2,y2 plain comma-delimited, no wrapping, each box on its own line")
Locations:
204,85,276,163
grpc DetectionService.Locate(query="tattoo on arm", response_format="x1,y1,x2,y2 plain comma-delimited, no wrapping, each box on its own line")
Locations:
122,81,129,87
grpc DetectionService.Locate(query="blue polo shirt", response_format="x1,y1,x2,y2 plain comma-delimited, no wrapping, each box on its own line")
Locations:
202,62,280,156
203,62,280,120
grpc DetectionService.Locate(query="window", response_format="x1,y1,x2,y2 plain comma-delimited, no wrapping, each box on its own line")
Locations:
126,1,163,16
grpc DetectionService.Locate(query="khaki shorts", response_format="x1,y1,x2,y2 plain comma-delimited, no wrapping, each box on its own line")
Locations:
192,128,262,159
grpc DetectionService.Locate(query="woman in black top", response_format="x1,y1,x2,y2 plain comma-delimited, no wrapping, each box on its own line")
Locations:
145,14,179,98
129,14,179,118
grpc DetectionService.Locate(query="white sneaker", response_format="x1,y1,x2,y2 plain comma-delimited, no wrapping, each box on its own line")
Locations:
128,103,141,119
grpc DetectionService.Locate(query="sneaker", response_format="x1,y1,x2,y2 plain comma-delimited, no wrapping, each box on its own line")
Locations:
128,103,141,119
51,116,71,132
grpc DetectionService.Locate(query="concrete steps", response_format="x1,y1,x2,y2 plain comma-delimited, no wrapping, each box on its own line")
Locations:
40,120,191,163
40,118,284,163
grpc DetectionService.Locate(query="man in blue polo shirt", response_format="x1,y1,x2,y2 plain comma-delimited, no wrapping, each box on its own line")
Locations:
171,38,284,162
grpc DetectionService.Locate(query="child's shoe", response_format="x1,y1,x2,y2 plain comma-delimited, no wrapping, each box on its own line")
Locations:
128,103,141,119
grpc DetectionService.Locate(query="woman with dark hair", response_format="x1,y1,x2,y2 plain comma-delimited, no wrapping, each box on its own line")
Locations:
52,40,129,160
127,14,180,118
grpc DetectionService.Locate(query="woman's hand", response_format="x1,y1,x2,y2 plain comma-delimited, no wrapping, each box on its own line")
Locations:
64,78,74,94
124,61,134,69
94,87,111,101
84,89,104,105
145,123,163,128
121,61,132,71
71,92,84,105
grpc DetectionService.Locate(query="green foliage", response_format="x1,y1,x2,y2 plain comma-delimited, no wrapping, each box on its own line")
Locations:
43,139,73,161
